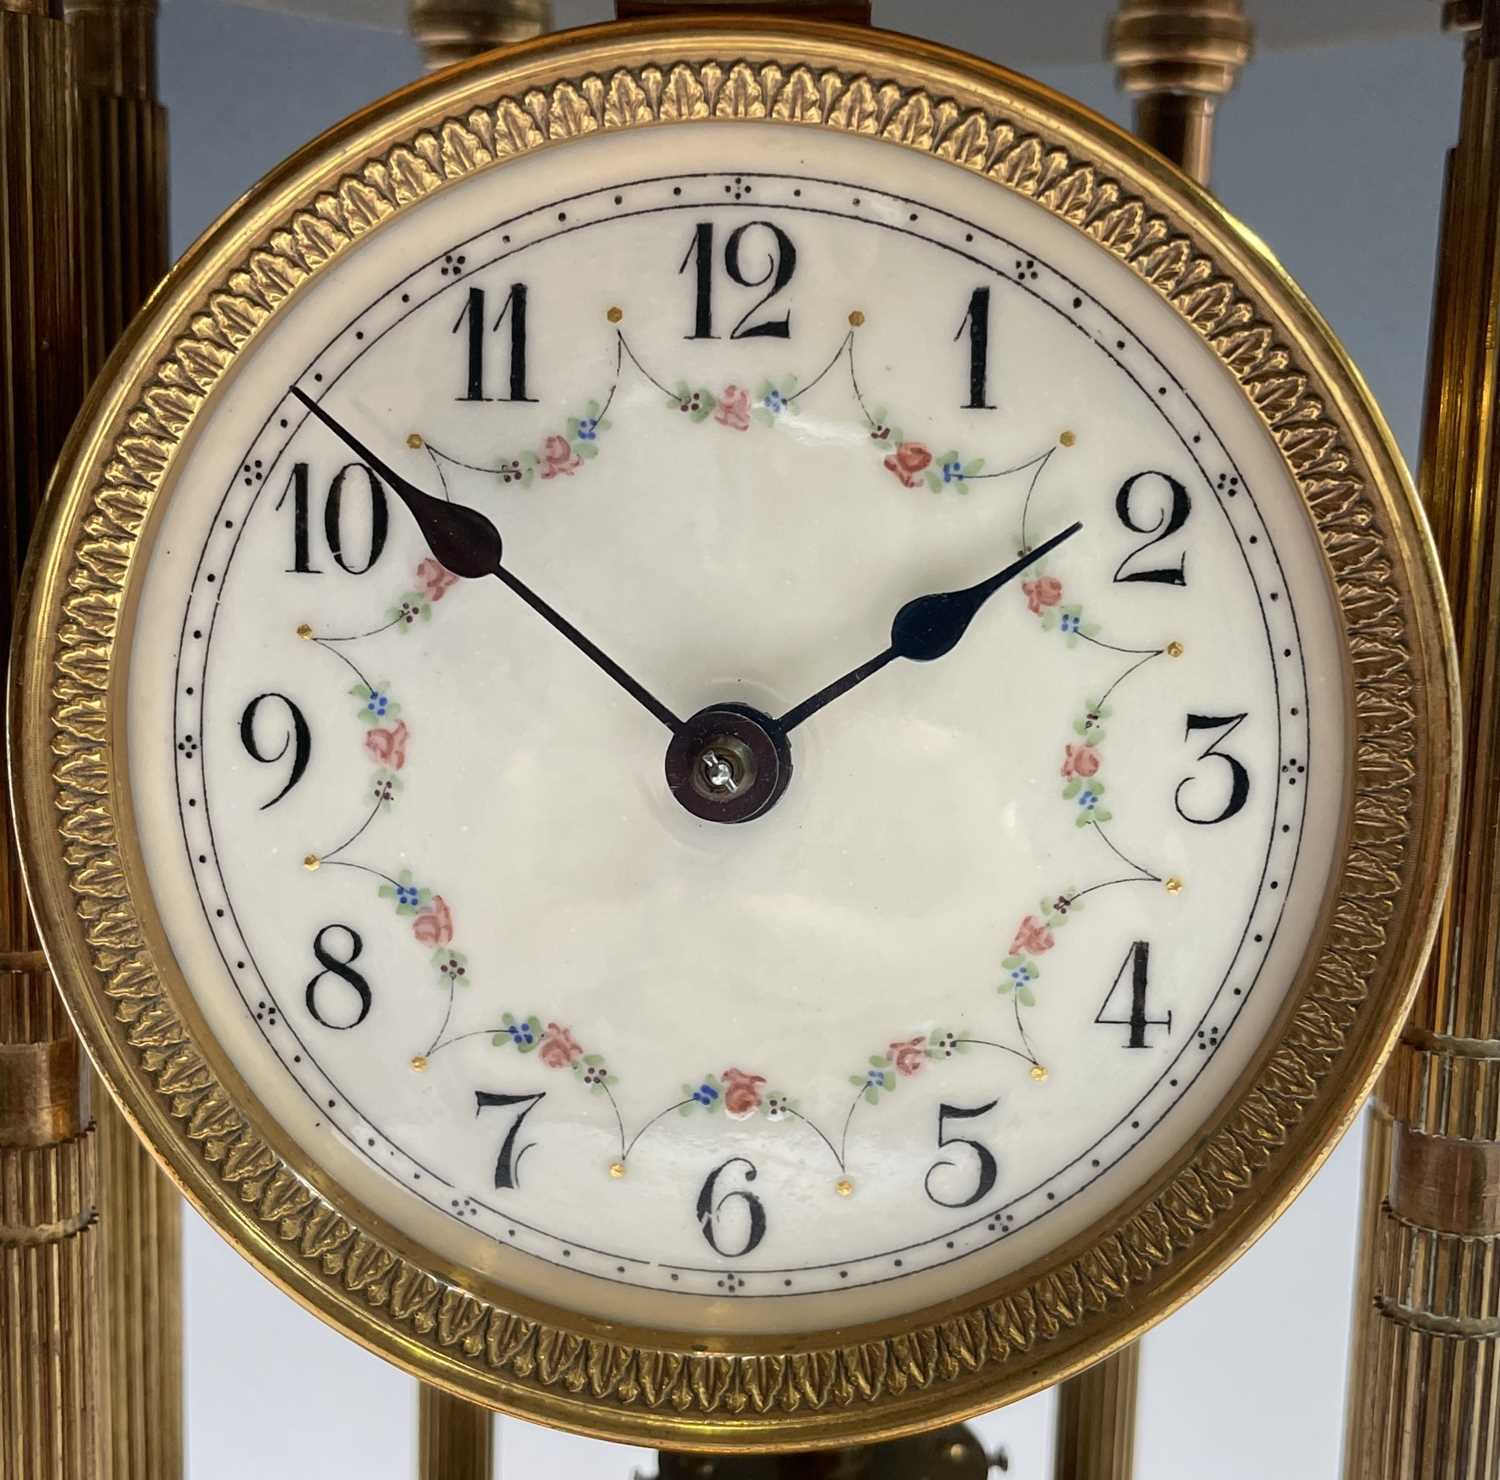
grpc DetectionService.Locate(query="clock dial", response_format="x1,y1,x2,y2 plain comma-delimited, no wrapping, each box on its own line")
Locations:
125,121,1346,1331
18,29,1455,1439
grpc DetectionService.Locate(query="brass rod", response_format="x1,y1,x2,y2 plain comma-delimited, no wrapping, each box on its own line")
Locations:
0,4,103,1477
1049,10,1254,1471
63,5,181,1476
1053,1342,1140,1480
418,1384,493,1479
1342,6,1500,1473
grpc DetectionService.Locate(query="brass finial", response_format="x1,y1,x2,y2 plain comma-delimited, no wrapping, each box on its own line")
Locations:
407,0,552,73
1107,0,1254,186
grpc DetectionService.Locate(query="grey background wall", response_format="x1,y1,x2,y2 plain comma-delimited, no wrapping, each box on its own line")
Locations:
159,3,1458,1473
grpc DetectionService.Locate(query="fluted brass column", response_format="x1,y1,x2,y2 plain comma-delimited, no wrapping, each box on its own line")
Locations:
65,6,180,1478
1053,1342,1140,1480
0,3,102,1477
1343,3,1500,1474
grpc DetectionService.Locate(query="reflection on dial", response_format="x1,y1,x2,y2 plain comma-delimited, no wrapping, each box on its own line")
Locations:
128,123,1345,1334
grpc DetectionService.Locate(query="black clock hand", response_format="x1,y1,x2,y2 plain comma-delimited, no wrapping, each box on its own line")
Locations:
776,521,1084,734
289,387,684,734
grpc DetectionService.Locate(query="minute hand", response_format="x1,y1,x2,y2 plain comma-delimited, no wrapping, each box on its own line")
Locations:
776,521,1083,734
289,387,683,734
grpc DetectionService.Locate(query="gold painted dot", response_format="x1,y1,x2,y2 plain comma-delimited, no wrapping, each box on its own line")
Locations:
303,853,320,872
848,309,865,327
1059,430,1076,447
835,1178,854,1198
1167,640,1184,658
406,433,423,449
410,1055,429,1072
1165,876,1184,895
607,306,623,323
1030,1064,1049,1083
296,623,313,640
609,1161,626,1180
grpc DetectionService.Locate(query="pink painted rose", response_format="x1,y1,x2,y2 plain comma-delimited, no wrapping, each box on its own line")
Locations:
418,558,457,602
883,440,933,488
1061,742,1101,779
538,434,582,479
539,1022,582,1069
721,1067,766,1119
1023,575,1063,614
364,719,409,771
411,895,453,947
888,1036,927,1078
714,384,751,431
1010,914,1055,957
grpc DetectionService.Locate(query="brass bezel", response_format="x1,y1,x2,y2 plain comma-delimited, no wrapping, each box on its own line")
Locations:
8,18,1459,1450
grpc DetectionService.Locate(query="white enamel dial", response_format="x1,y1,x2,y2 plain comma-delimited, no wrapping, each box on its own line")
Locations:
127,121,1346,1335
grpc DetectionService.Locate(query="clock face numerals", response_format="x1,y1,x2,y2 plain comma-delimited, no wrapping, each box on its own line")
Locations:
127,123,1346,1332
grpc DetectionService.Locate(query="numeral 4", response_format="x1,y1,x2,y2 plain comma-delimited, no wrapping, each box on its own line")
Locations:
1095,941,1171,1049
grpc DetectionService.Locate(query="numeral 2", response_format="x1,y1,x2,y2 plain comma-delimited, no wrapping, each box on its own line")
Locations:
1095,941,1171,1048
239,692,311,809
1113,471,1191,586
451,284,536,403
954,287,996,409
924,1100,1000,1209
474,1090,546,1190
679,222,797,340
305,924,372,1030
276,461,388,575
1176,713,1251,825
696,1156,767,1257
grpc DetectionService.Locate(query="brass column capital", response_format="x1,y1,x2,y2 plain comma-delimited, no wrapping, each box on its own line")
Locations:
408,0,551,72
1107,0,1253,187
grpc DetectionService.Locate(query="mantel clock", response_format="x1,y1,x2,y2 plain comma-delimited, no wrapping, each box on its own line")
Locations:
10,16,1459,1451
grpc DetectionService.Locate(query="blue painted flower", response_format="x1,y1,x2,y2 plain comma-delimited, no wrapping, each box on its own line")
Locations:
506,1021,535,1047
1078,788,1100,812
941,458,964,483
366,688,391,718
1009,964,1033,987
395,882,421,908
1060,612,1082,635
865,1068,891,1091
576,416,598,441
692,1080,720,1107
763,388,786,414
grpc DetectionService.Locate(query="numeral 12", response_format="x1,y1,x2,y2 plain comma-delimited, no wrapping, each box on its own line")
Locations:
452,283,536,402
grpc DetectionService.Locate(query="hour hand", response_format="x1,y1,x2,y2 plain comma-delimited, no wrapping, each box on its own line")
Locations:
289,387,683,733
776,521,1083,733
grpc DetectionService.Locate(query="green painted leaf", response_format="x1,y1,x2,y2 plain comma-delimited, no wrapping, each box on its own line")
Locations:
578,442,599,459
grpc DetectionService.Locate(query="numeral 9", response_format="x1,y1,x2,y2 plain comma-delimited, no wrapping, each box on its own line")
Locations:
239,692,311,809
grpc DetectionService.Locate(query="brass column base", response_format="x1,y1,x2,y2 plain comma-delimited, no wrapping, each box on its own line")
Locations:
649,1425,998,1479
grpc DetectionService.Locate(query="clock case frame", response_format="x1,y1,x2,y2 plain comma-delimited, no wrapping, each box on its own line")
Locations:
8,17,1460,1451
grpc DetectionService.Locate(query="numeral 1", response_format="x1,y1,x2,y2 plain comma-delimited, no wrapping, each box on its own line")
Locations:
1095,941,1171,1049
451,283,536,402
954,287,996,409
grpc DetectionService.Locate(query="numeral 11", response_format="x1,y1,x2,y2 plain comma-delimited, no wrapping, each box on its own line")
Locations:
452,283,536,403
